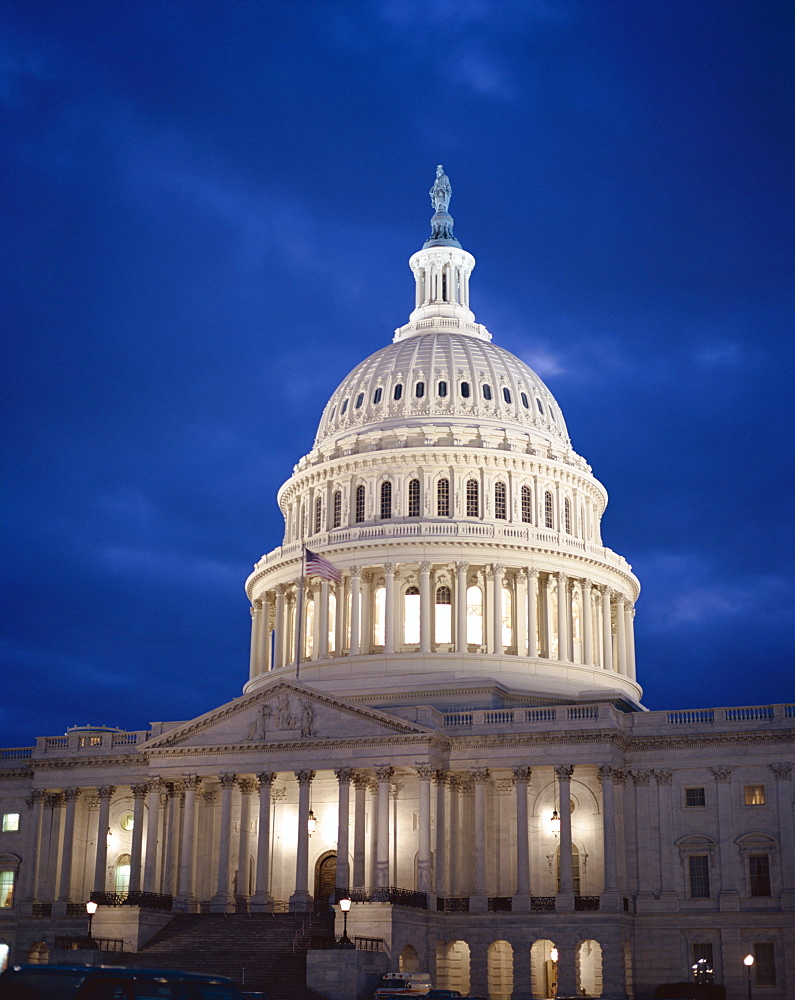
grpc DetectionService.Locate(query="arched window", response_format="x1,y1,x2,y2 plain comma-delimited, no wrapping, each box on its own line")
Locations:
355,485,365,523
536,398,544,414
435,586,452,644
114,854,131,895
502,387,512,404
404,587,420,644
393,383,403,401
341,398,349,414
328,592,337,654
461,382,471,398
564,497,572,534
380,481,392,519
373,587,386,646
466,586,483,646
520,391,529,408
438,380,448,397
482,384,493,400
373,387,382,404
332,490,341,528
314,496,322,534
502,586,513,649
355,392,364,409
544,490,554,529
408,479,420,517
415,381,425,398
521,485,532,523
466,479,479,517
437,478,450,517
495,482,507,519
305,598,315,658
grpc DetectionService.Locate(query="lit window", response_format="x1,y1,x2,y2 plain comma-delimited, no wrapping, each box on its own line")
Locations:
1,814,19,833
744,785,765,805
520,392,529,408
536,398,544,414
380,481,392,519
341,398,349,414
304,599,314,658
461,382,470,398
119,812,134,832
754,943,776,986
435,586,452,644
393,383,403,401
466,479,479,517
373,587,386,646
355,392,364,409
502,387,512,404
495,482,507,519
437,478,450,517
332,490,341,529
373,387,382,404
544,491,554,529
355,485,365,523
438,381,448,397
482,384,492,400
749,854,771,896
691,944,715,985
564,497,572,534
415,381,425,398
408,479,420,517
328,592,337,653
502,586,513,649
688,855,710,898
685,787,706,808
314,496,322,534
404,587,420,644
466,586,483,646
521,485,532,523
114,854,131,895
0,870,15,908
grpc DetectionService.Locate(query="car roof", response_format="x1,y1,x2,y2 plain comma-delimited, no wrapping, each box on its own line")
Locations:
6,965,234,982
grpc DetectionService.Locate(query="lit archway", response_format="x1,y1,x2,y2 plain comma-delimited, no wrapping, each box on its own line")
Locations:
436,940,471,994
488,940,514,1000
399,944,420,973
577,940,603,996
530,939,557,999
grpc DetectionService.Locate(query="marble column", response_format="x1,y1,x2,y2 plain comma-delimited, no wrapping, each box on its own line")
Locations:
93,786,116,894
177,775,201,909
556,766,574,906
416,765,433,893
713,766,738,905
544,574,555,658
128,783,148,894
46,794,65,901
455,562,468,653
419,562,432,653
334,768,353,894
249,600,263,681
57,789,80,902
433,770,448,897
352,774,368,887
515,570,528,656
471,768,489,906
615,595,627,675
448,778,460,896
772,763,795,907
318,580,330,659
251,772,276,912
598,766,620,906
513,767,531,909
626,604,636,679
374,766,393,888
290,769,315,911
582,579,593,665
601,587,614,671
165,782,182,897
349,568,361,655
556,572,568,661
211,774,236,912
274,584,286,669
22,790,45,902
492,565,504,653
261,592,273,672
527,569,539,657
236,778,255,906
141,778,162,894
384,564,396,654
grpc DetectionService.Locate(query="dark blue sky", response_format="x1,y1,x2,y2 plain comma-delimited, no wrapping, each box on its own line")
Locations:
2,1,793,747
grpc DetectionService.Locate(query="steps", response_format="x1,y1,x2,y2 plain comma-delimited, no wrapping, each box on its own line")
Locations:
115,912,335,997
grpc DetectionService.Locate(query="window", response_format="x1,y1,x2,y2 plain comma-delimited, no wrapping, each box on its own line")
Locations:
466,586,483,646
327,593,337,654
373,387,382,404
304,599,314,658
355,485,365,523
502,387,512,403
753,943,776,986
544,490,554,529
114,854,131,895
521,485,532,523
380,481,392,519
407,479,420,517
437,478,450,517
415,381,425,398
355,392,364,409
1,814,19,833
536,398,544,414
332,490,341,528
393,383,403,401
341,398,349,414
461,381,470,398
685,787,706,808
0,870,15,908
744,784,765,805
495,482,507,519
564,497,572,534
404,587,420,644
502,586,513,649
482,384,492,400
373,587,386,646
688,855,710,898
466,479,479,517
119,812,134,832
691,944,715,985
438,381,448,397
314,496,322,534
435,586,452,644
520,391,529,408
749,854,771,896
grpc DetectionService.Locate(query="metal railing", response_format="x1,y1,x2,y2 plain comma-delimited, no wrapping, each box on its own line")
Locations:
31,903,52,918
89,890,173,911
530,896,556,911
437,897,469,912
54,936,124,952
574,895,600,911
346,886,428,909
488,897,512,912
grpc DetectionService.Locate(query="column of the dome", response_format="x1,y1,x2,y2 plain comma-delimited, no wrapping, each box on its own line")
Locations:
318,580,330,659
543,574,554,658
528,569,539,657
616,596,627,675
557,572,569,661
333,579,344,656
384,564,395,655
349,568,361,655
484,567,495,654
515,569,528,656
601,587,614,671
455,562,467,653
419,562,432,654
274,585,285,669
249,602,262,681
492,565,503,654
626,603,637,679
360,570,372,654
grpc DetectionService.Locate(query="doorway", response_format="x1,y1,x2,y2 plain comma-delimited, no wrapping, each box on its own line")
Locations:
314,851,337,910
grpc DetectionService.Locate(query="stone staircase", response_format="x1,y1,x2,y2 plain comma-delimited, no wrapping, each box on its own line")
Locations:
115,912,335,996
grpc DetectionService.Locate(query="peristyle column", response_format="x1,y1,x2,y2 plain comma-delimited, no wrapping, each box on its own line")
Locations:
527,568,539,657
290,769,315,911
419,562,432,653
93,786,116,894
513,767,531,908
556,766,574,903
416,765,433,893
210,773,236,912
177,775,201,909
251,771,276,912
236,778,255,906
141,778,162,893
349,568,361,655
582,579,593,665
384,564,395,654
128,783,148,894
334,768,353,894
601,587,614,671
374,765,393,888
556,572,569,661
57,788,80,902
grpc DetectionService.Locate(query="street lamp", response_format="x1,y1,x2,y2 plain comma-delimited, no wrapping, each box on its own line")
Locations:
337,896,354,949
85,900,98,948
744,953,754,1000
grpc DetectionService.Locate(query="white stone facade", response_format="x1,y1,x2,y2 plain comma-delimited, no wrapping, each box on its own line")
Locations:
1,170,793,998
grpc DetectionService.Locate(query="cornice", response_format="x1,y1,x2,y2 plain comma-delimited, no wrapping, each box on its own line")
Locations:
23,754,145,772
145,733,449,759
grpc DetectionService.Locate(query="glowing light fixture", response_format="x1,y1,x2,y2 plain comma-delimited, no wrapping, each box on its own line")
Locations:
550,947,558,963
744,955,755,967
337,896,354,949
550,807,560,836
307,809,317,836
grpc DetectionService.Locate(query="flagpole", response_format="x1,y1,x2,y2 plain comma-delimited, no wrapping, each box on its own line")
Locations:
295,544,306,681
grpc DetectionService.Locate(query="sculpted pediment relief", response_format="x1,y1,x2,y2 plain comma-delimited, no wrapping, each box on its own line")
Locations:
142,680,433,749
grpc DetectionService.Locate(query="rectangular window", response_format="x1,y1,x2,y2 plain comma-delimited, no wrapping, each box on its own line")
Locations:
466,479,479,518
749,854,771,896
688,855,710,898
1,814,19,832
685,787,706,807
691,943,715,984
754,943,776,986
437,478,450,517
0,871,14,908
744,784,765,805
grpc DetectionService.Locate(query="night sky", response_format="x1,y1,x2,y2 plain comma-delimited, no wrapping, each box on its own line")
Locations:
2,1,793,748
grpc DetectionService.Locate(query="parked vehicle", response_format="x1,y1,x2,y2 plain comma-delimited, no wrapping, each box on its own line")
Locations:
0,963,245,999
374,972,433,1000
425,992,461,999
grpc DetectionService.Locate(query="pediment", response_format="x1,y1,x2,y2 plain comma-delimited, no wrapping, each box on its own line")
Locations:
142,680,434,749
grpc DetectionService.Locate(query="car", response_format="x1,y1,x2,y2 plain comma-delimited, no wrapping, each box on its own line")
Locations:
425,992,462,999
0,964,245,999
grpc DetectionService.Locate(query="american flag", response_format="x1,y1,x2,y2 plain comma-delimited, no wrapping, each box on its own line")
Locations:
305,548,342,582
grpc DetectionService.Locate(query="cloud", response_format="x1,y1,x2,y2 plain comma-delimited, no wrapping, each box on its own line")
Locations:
693,342,743,367
99,545,240,590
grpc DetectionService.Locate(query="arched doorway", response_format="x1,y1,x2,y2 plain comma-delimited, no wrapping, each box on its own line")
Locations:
488,940,514,1000
28,942,48,965
314,851,337,910
577,940,603,996
530,940,557,999
399,945,420,973
436,941,471,995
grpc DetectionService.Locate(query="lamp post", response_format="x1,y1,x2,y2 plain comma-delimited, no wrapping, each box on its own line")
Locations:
337,896,354,949
85,900,98,948
744,953,754,1000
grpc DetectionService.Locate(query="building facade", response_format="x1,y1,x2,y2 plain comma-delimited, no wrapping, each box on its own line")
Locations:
1,168,793,998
